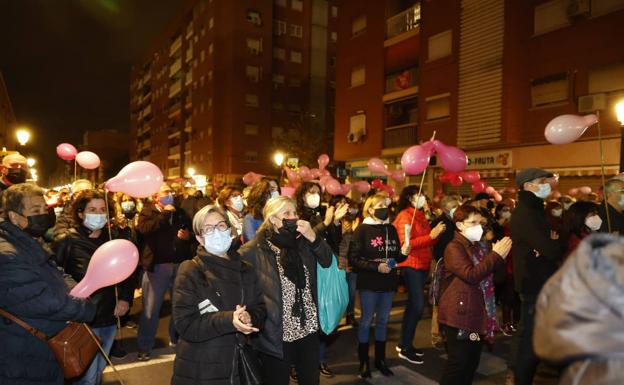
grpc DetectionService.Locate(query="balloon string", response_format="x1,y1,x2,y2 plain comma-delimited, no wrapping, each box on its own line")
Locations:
597,111,612,233
73,160,77,183
104,188,121,341
410,131,436,229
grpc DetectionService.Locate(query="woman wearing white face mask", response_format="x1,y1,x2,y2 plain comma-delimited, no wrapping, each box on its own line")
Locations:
217,186,245,239
560,201,601,260
52,190,135,385
545,200,564,234
438,204,512,385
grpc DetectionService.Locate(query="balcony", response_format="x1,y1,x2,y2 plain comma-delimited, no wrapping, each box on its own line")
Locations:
386,4,421,43
383,123,417,150
168,145,181,159
383,97,418,150
142,105,152,120
185,71,193,86
168,101,182,118
142,72,152,85
185,23,193,39
185,46,193,63
168,167,180,178
184,95,192,109
169,35,182,56
170,58,182,77
168,130,181,139
169,80,182,98
383,67,418,102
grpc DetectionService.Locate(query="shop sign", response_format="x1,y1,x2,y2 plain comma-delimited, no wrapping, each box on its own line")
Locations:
466,150,512,169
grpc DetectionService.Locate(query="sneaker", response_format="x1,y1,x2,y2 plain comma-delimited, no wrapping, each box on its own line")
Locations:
398,348,424,364
395,345,424,357
110,343,127,359
137,352,150,361
125,320,138,329
319,362,334,378
169,341,177,348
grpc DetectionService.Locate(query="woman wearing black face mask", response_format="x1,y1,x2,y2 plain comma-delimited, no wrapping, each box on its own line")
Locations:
239,196,333,385
348,193,410,379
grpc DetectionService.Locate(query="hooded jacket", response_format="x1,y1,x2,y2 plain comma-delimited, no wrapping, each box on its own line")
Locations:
534,234,624,385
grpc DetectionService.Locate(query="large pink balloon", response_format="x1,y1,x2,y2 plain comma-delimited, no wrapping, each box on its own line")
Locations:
283,167,298,185
462,171,481,183
325,179,342,195
76,151,100,169
280,186,296,198
551,190,562,199
299,166,312,181
544,114,597,145
568,188,579,195
579,186,592,194
318,154,330,170
106,161,164,198
70,239,139,298
56,143,77,161
485,186,496,195
493,193,503,202
390,170,406,183
367,158,389,175
340,184,352,195
310,168,321,178
353,181,371,194
401,145,431,175
434,141,468,172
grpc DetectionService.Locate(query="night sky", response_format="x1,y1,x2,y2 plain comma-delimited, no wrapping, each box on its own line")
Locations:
0,0,183,184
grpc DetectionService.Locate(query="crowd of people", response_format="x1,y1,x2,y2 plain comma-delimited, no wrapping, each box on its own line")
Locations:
1,154,623,385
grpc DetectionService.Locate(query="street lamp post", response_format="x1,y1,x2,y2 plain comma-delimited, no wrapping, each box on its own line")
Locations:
27,158,36,168
617,101,624,172
273,151,285,184
16,128,31,147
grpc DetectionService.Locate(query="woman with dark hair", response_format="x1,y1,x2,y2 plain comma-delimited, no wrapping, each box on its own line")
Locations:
53,189,135,385
438,204,512,384
545,200,564,234
393,185,445,364
217,185,245,238
242,179,273,243
560,200,601,259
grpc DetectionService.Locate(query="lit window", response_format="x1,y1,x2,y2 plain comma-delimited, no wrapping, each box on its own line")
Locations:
331,6,338,18
245,151,259,162
209,17,214,29
273,47,286,60
330,31,337,42
246,10,262,26
292,0,303,12
289,24,303,38
531,73,569,107
208,70,213,81
244,124,259,135
352,15,366,36
273,20,287,36
290,50,302,63
209,43,213,54
246,37,263,55
245,94,259,107
428,30,452,62
425,93,451,120
273,74,285,85
275,0,287,7
272,102,284,110
246,66,262,83
350,65,365,87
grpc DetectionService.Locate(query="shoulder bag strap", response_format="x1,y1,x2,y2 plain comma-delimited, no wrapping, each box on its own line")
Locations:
0,308,49,341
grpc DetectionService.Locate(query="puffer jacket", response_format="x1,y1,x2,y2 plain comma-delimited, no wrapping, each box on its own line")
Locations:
534,233,624,385
0,221,95,385
238,230,332,359
394,207,436,271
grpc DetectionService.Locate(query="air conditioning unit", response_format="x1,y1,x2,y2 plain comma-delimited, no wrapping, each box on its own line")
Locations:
578,93,606,113
567,0,590,19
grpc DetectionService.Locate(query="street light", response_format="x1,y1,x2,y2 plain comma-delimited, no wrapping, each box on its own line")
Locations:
16,128,31,146
187,167,196,178
27,158,36,168
273,152,285,167
616,101,624,172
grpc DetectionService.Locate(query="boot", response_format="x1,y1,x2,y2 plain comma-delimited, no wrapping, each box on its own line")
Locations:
374,340,394,376
358,343,371,379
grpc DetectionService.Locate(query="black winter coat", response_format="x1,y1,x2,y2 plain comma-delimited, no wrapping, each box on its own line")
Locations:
238,231,332,359
53,226,136,328
431,213,456,261
0,221,95,385
171,247,266,385
300,206,342,256
509,190,563,298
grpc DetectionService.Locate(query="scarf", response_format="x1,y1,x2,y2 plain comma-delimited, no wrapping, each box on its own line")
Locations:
472,241,500,344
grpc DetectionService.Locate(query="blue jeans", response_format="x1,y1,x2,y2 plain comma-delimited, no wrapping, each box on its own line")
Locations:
399,268,428,349
346,272,357,315
357,290,394,343
74,324,116,385
138,263,178,353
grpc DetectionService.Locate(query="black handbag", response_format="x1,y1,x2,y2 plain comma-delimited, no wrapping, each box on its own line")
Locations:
233,334,263,385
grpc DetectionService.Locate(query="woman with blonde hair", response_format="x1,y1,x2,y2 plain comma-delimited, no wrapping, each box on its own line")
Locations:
239,196,333,385
348,193,410,378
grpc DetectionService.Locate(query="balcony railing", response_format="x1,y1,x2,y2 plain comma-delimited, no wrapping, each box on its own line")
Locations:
169,35,182,56
170,58,182,77
386,3,421,39
385,67,418,94
169,80,182,98
185,71,193,86
168,167,180,177
169,145,181,156
185,46,193,63
383,123,417,149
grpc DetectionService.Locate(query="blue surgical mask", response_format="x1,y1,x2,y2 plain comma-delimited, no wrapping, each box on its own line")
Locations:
533,183,551,199
83,213,107,231
270,191,280,200
203,228,233,255
619,196,624,209
159,194,174,206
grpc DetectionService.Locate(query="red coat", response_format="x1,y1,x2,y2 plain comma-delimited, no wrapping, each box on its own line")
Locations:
393,207,436,271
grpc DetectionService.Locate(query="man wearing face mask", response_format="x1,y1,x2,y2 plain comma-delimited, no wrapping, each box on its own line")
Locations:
136,183,193,361
52,179,94,239
0,154,29,215
509,168,563,385
432,195,461,262
597,178,624,235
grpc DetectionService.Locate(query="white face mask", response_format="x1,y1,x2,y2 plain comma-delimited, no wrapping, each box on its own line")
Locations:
270,191,280,200
203,228,233,255
563,202,573,210
54,207,64,217
305,193,321,209
448,207,457,219
83,213,107,231
230,196,244,212
533,183,551,199
412,195,426,209
501,211,512,220
551,208,563,217
585,215,602,231
460,223,483,242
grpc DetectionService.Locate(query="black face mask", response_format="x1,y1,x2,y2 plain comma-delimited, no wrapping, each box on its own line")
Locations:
6,168,27,184
281,219,299,235
373,208,389,221
21,213,55,238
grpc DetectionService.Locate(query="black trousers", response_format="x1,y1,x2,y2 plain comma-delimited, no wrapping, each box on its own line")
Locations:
259,332,320,385
439,325,484,385
511,297,540,385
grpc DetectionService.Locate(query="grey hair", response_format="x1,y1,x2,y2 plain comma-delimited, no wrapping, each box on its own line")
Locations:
440,195,460,209
2,183,45,218
257,196,296,235
605,178,624,195
192,204,231,236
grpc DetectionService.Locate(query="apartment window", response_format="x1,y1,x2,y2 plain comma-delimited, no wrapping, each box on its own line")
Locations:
274,20,287,36
425,93,451,120
292,0,303,12
352,15,366,36
288,104,302,113
209,43,213,54
272,102,284,110
350,65,365,87
589,62,624,94
329,80,336,89
329,56,336,67
592,0,624,16
199,130,205,140
245,94,259,107
272,126,284,138
273,47,286,60
208,126,213,136
201,27,205,37
289,24,303,38
330,31,337,42
290,50,302,63
200,102,205,113
246,10,262,26
349,113,366,136
200,75,205,87
531,73,569,107
289,77,302,87
533,0,570,36
428,30,452,62
200,50,205,62
246,37,263,55
244,124,259,135
208,98,213,107
245,151,259,162
246,65,262,83
331,6,338,18
275,0,287,7
272,74,285,85
209,17,214,29
208,70,213,81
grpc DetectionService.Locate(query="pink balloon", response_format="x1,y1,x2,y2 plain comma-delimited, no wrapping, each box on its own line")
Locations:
438,172,454,183
353,181,371,194
568,188,579,195
390,170,406,183
319,169,331,177
493,193,503,202
325,179,342,195
471,180,487,193
319,175,333,186
401,145,431,175
283,168,299,185
56,143,77,161
485,186,496,195
340,184,352,195
299,166,312,181
579,186,592,194
544,114,597,145
367,158,389,175
450,175,463,187
106,161,164,198
434,141,468,172
318,154,330,170
506,187,517,194
70,239,139,298
371,179,384,189
76,151,100,169
280,186,296,198
462,171,481,183
380,184,396,197
310,168,321,178
551,190,562,199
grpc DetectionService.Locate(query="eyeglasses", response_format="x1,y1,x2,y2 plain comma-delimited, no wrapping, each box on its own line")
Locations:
202,221,230,235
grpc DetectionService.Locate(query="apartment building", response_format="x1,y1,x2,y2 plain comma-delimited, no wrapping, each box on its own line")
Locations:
334,0,624,194
0,71,16,151
130,0,337,184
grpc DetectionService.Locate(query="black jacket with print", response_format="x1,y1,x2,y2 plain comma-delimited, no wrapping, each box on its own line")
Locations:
348,222,408,292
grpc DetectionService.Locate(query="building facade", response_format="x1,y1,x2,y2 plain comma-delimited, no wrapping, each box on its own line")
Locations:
0,71,16,151
334,0,624,196
130,0,337,185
